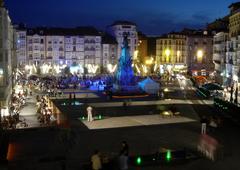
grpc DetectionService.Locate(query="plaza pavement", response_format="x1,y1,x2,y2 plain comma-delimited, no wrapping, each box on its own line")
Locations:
18,92,40,128
82,115,196,129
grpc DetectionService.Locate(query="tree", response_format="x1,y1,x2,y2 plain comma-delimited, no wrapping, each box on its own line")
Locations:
63,66,70,75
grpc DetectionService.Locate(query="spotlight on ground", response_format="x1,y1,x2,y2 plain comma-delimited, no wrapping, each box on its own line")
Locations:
166,150,172,162
98,115,102,120
136,156,142,165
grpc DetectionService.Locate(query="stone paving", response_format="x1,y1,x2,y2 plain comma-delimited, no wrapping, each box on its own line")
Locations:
81,115,196,130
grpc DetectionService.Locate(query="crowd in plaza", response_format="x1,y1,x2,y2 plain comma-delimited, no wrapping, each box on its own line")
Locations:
36,95,56,126
30,74,115,92
1,82,29,129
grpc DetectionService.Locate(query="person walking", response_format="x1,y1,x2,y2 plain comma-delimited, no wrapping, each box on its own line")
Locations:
201,116,208,134
87,105,93,122
119,141,129,170
91,150,102,170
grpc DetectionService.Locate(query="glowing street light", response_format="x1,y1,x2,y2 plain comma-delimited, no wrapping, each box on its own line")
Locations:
197,50,203,63
165,49,171,62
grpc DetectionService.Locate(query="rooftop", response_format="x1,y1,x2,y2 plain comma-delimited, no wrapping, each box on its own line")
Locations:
228,2,240,9
26,27,100,36
102,33,117,44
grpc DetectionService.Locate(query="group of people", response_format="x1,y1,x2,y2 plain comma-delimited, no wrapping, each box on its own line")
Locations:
36,95,56,125
1,85,29,129
91,141,129,170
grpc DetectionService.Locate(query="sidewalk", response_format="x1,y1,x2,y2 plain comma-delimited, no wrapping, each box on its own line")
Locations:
19,93,41,128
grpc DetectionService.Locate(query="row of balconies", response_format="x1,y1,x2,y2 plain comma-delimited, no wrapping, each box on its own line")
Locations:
27,40,101,45
213,40,226,44
27,46,101,51
27,54,110,59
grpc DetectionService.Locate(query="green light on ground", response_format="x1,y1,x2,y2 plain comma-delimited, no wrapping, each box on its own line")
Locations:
136,156,142,165
81,116,85,120
166,150,172,162
98,115,102,120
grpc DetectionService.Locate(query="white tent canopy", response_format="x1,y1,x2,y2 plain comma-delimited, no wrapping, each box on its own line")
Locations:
138,77,160,94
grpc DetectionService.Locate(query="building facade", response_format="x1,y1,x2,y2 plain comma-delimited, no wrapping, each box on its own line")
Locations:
26,29,45,66
226,2,240,88
137,32,148,64
156,33,187,74
16,28,27,66
186,33,214,76
213,32,228,85
16,27,103,75
101,34,118,73
0,1,16,108
107,21,138,59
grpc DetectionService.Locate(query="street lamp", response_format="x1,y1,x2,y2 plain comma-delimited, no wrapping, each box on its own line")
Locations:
197,50,203,63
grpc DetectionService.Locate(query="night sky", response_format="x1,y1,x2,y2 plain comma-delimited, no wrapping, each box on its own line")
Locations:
5,0,237,35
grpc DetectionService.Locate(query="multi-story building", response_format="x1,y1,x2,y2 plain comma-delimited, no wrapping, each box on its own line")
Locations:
101,33,118,73
63,27,102,74
0,0,16,108
15,25,27,67
213,32,228,85
226,2,240,87
45,34,65,65
147,37,157,59
107,21,138,59
186,31,214,76
137,32,148,64
229,2,240,37
26,28,45,66
156,33,187,74
16,27,102,74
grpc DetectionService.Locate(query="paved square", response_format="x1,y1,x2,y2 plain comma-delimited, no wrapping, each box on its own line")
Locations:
81,115,196,129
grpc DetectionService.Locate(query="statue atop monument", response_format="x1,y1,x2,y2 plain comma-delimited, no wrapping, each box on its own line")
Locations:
115,34,136,88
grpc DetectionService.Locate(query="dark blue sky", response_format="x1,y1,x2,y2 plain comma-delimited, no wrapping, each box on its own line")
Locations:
5,0,237,35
